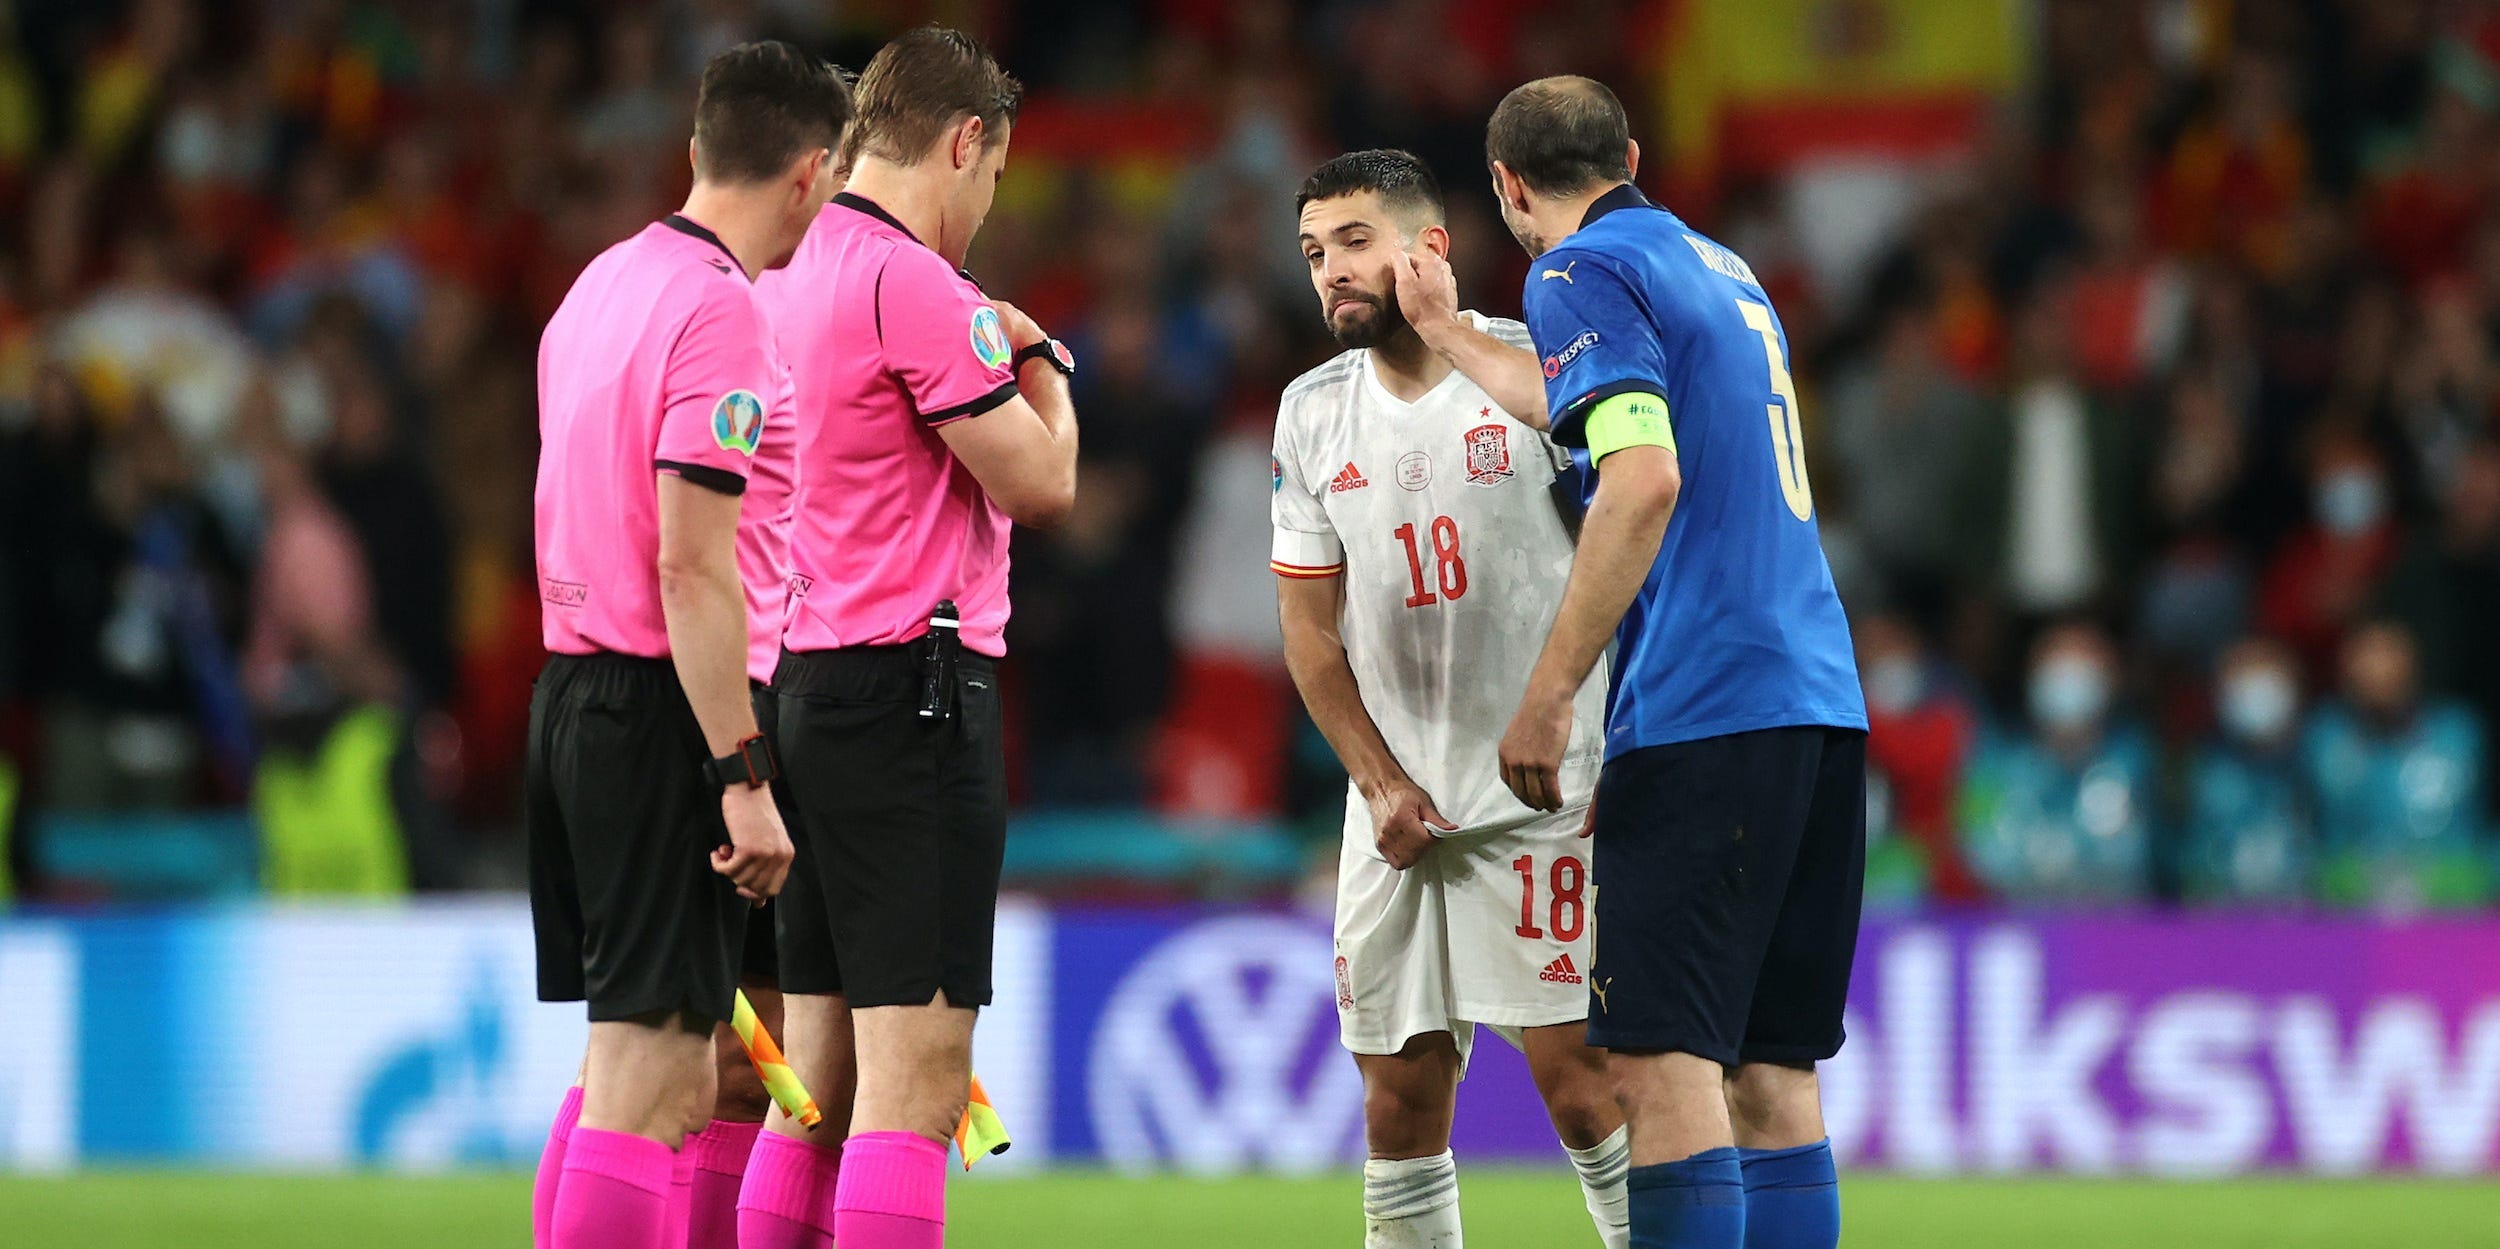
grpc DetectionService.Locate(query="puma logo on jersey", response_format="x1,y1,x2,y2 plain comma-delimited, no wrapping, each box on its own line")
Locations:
1328,461,1370,493
1540,952,1585,985
1591,976,1612,1011
1541,261,1577,284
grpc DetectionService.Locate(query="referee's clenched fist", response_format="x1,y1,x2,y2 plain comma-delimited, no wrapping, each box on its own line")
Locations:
711,781,792,902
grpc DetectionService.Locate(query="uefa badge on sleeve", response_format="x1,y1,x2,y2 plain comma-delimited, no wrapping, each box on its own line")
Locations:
711,389,765,456
970,305,1012,371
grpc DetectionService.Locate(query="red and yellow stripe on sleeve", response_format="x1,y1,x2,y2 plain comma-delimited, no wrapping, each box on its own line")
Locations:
1270,560,1344,579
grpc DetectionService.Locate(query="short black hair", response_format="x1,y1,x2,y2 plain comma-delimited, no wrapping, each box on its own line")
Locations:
1485,76,1633,197
845,25,1024,167
1295,149,1445,224
693,41,852,185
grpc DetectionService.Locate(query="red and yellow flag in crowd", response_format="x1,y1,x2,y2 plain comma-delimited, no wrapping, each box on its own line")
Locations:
1655,0,2023,186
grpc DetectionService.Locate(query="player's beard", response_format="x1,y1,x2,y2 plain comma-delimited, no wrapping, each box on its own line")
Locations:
1326,290,1408,350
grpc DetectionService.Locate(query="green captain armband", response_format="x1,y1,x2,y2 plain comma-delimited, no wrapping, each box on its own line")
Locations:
1582,391,1675,463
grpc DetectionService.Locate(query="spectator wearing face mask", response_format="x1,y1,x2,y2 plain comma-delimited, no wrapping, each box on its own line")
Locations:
2179,637,2314,904
2302,620,2492,911
2383,441,2500,823
2257,428,2404,684
1856,612,1983,904
1956,621,2157,903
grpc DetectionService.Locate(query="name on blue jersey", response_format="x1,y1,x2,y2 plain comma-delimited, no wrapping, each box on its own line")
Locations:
1681,235,1760,287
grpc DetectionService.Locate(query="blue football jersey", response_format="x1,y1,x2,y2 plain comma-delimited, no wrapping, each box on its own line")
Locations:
1523,185,1865,756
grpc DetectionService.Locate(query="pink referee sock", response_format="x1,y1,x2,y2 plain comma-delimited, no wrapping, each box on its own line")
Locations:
553,1127,674,1249
737,1128,843,1249
688,1119,764,1249
532,1086,584,1249
832,1130,948,1249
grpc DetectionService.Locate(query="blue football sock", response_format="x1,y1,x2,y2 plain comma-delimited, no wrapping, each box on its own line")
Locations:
1737,1139,1839,1249
1626,1147,1745,1249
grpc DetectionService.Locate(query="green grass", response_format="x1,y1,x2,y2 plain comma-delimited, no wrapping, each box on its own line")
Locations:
1,1171,2495,1247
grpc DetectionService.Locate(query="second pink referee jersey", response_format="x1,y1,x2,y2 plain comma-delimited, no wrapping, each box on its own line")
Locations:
535,214,797,683
756,193,1022,659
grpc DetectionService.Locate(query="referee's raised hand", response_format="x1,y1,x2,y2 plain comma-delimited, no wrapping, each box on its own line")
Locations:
712,785,794,902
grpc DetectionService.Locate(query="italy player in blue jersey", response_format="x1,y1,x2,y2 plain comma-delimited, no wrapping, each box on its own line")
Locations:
1474,77,1867,1249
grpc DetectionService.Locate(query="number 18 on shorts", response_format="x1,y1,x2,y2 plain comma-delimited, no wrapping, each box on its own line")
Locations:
1332,797,1596,1064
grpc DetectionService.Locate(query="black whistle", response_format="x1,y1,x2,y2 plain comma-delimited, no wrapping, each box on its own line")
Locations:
918,600,961,721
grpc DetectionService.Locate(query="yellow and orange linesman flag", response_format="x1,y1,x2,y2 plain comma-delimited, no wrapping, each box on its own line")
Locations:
730,990,1013,1169
730,990,821,1127
954,1075,1011,1172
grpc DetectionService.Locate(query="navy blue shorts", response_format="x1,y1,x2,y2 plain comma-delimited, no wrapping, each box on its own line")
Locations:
1586,725,1866,1066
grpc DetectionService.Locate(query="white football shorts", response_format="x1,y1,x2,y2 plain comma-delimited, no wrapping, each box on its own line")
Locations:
1332,788,1595,1070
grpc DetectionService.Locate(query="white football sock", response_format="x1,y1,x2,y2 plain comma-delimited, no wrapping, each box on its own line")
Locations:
1363,1151,1463,1248
1565,1126,1631,1249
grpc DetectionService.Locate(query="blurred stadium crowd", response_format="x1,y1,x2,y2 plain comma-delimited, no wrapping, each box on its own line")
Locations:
0,0,2496,912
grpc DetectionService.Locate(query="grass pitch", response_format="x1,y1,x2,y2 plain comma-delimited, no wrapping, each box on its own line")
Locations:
0,1170,2493,1247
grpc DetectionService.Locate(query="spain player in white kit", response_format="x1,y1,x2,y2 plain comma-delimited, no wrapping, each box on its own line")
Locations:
1275,150,1630,1249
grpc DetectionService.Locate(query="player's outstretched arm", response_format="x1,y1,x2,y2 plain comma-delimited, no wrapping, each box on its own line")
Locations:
1394,247,1549,429
1278,574,1455,868
1500,443,1680,811
656,473,792,901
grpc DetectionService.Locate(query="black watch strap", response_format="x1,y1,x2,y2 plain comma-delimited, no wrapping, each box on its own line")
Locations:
703,733,779,789
1014,337,1075,378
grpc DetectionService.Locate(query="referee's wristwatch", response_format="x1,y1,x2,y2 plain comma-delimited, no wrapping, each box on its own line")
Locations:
703,733,779,790
1014,337,1076,379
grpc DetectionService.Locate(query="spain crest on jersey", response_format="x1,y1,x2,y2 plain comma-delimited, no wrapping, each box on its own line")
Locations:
1464,423,1512,485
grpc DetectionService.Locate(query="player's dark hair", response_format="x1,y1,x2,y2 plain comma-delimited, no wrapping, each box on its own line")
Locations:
843,25,1024,168
1485,76,1634,198
1295,149,1446,224
693,41,852,185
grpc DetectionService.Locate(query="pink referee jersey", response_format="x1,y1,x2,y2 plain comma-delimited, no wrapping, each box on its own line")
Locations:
756,193,1021,658
536,214,798,684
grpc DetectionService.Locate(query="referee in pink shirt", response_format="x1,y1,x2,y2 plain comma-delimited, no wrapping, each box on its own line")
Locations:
527,43,846,1249
738,27,1077,1249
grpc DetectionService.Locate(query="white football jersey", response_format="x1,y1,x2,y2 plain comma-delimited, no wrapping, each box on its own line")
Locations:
1271,312,1607,833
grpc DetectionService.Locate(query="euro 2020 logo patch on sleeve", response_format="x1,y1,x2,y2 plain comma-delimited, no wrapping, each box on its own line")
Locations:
711,388,765,455
970,304,1012,372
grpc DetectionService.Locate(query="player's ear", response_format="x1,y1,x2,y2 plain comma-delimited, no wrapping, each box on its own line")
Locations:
1420,223,1452,261
795,146,825,198
953,115,984,172
688,136,703,180
1491,161,1525,215
1625,140,1641,181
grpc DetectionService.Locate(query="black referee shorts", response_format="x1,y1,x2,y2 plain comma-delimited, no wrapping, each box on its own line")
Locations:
1586,725,1866,1066
527,653,748,1025
772,645,1007,1009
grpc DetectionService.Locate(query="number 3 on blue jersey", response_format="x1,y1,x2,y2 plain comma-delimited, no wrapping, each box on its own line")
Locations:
1737,299,1813,522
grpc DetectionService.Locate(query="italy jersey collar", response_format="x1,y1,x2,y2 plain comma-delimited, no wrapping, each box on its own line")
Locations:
1579,182,1663,230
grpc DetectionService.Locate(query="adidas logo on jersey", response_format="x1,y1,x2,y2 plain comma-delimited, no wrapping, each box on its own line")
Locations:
1539,953,1584,985
1328,461,1370,493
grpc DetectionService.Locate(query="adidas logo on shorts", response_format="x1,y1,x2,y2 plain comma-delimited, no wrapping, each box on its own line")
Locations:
1539,952,1584,985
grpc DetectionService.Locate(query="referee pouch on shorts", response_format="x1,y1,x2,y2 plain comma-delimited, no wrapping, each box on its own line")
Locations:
916,600,961,722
